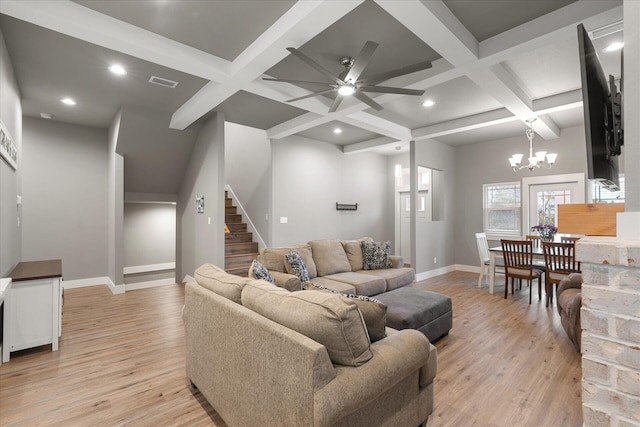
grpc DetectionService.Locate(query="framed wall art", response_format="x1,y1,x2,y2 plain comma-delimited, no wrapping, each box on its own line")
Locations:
196,195,204,213
0,120,18,170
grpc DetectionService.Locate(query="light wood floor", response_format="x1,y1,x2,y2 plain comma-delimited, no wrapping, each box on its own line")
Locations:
0,271,582,426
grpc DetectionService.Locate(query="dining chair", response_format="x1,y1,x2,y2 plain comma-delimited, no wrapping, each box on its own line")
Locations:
561,236,581,244
500,239,543,303
475,232,505,288
525,234,541,248
525,234,547,272
542,241,581,307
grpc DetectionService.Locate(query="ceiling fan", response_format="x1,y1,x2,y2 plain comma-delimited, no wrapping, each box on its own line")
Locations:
263,41,432,113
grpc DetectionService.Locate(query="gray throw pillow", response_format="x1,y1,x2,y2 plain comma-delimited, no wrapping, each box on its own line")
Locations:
249,259,275,285
362,241,393,270
285,250,310,282
303,282,387,342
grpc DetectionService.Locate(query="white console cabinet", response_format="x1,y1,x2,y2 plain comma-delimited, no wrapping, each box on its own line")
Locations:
2,260,62,363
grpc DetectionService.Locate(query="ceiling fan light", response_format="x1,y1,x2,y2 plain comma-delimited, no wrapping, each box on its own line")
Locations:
338,84,355,96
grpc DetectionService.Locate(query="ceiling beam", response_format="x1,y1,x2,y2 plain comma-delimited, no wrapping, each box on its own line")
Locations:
413,108,516,140
170,0,364,129
343,137,398,154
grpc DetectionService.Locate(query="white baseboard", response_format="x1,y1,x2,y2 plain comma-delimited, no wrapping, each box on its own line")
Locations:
415,265,456,282
125,278,176,291
123,262,175,275
62,276,125,294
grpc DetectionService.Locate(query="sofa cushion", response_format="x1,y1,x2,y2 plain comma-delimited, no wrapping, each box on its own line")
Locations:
322,272,386,296
284,250,310,282
260,244,317,278
195,263,252,304
309,239,352,276
341,237,373,271
308,277,356,294
249,259,275,285
242,281,372,366
358,267,415,291
304,282,387,342
362,241,393,270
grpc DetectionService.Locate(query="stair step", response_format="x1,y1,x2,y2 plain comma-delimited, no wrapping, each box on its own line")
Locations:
226,223,247,233
225,198,233,207
225,213,242,223
225,206,237,215
225,266,251,277
225,253,258,269
225,242,258,255
225,232,253,243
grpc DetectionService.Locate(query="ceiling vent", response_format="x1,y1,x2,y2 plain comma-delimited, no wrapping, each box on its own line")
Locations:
148,76,178,89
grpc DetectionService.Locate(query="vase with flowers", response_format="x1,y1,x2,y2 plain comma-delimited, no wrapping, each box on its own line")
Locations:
531,224,557,242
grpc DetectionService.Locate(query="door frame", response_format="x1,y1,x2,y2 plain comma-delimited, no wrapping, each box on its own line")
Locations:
522,173,585,234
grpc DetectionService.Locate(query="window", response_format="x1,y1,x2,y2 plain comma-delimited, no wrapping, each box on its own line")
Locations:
483,182,521,238
591,175,625,203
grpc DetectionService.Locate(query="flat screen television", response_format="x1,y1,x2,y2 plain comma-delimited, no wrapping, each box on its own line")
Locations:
577,23,623,191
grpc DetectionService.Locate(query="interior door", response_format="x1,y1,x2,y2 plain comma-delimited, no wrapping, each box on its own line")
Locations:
400,192,411,261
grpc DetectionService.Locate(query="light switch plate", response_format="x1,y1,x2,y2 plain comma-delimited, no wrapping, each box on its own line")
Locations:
280,217,288,224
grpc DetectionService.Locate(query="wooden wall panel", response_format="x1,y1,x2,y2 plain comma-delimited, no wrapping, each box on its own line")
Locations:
558,203,625,236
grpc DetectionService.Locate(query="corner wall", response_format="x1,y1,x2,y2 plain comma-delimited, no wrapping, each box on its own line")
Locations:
176,113,225,281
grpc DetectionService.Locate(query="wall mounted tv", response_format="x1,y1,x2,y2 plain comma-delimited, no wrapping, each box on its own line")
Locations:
577,23,623,191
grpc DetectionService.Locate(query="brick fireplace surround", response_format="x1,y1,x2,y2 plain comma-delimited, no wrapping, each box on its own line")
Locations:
578,237,640,425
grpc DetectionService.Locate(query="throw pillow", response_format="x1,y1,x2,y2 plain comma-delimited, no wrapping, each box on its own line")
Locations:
249,259,275,285
304,282,387,342
362,241,393,270
284,250,310,282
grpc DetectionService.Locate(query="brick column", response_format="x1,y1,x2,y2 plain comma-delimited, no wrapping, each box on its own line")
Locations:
577,237,640,426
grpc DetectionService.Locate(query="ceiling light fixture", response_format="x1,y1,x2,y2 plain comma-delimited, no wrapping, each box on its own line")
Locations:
603,42,624,53
509,118,557,171
333,128,343,134
109,64,127,75
61,97,76,106
422,99,435,107
337,83,355,96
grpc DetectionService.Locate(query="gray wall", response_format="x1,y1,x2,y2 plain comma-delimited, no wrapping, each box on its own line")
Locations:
414,138,456,275
21,117,109,280
270,135,391,247
0,27,22,276
124,202,175,267
453,125,588,268
224,122,271,245
177,113,225,281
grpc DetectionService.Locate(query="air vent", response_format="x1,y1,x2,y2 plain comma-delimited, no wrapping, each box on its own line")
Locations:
148,76,178,89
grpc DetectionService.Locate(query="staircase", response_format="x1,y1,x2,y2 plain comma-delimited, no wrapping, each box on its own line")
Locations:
224,191,258,276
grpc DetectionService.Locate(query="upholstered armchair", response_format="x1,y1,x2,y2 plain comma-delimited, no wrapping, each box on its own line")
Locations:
557,273,583,352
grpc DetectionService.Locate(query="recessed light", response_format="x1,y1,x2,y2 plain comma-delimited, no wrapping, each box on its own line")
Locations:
333,128,343,134
40,113,54,119
61,98,76,106
422,99,435,107
603,42,623,52
109,64,127,75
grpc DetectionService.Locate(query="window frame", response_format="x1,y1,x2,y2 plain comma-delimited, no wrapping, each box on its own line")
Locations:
483,181,522,240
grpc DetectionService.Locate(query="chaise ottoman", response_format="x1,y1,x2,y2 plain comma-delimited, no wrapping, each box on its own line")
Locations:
376,286,452,342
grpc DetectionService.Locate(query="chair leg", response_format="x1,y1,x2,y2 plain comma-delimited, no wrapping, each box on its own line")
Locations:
478,264,485,288
529,280,532,304
538,276,542,301
504,275,509,299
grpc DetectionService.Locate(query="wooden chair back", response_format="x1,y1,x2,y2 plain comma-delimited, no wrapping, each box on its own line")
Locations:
560,236,581,244
542,242,580,275
501,239,542,302
525,234,541,248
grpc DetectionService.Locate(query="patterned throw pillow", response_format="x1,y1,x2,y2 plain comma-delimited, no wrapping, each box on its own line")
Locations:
250,259,275,285
285,250,310,282
362,241,393,270
303,282,387,342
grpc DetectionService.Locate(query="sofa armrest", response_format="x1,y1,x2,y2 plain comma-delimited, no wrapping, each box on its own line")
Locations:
557,272,582,296
270,271,302,291
314,328,434,426
390,255,404,268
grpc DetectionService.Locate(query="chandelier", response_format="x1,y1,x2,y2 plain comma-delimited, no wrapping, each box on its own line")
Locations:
509,118,558,171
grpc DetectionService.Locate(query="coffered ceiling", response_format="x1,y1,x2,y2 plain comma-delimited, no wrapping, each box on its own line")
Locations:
0,0,624,156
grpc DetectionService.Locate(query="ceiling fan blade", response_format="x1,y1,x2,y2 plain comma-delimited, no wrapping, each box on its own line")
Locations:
286,88,336,103
286,47,342,83
328,96,344,113
353,91,383,111
358,85,425,96
263,77,332,87
344,41,378,83
358,60,432,86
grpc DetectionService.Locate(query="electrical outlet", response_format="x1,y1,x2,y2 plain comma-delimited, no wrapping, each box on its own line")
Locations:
433,257,437,264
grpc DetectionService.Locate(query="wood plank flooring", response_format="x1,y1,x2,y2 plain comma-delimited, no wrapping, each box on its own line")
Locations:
0,271,582,426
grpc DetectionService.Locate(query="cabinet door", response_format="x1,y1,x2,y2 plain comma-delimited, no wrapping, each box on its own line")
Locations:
10,279,54,352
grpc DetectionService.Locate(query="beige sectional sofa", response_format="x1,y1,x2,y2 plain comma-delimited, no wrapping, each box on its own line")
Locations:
256,238,415,296
184,263,437,427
